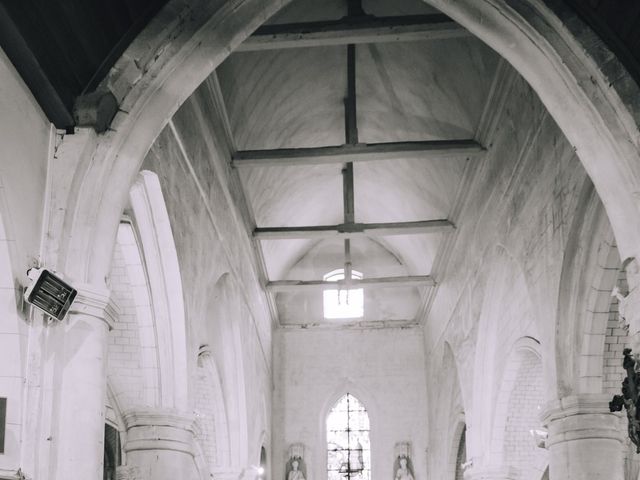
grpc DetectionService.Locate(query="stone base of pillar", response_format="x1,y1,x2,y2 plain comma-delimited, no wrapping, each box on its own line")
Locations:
116,465,141,480
121,409,201,480
542,394,624,480
463,465,518,479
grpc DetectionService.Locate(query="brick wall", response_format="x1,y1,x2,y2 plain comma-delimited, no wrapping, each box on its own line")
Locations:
107,237,144,408
194,357,218,470
273,327,428,480
504,350,546,479
603,267,629,395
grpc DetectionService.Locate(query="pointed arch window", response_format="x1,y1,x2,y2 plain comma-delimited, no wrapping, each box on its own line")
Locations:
327,394,370,480
323,269,364,319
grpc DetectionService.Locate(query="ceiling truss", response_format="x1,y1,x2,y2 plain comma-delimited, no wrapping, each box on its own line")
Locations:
237,13,470,52
231,140,484,167
267,275,435,292
222,0,480,296
253,219,454,240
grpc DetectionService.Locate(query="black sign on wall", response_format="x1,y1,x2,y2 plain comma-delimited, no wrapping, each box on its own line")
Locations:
0,397,6,454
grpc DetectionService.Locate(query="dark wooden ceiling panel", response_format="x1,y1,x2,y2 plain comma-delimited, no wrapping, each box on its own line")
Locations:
0,0,169,129
0,0,638,130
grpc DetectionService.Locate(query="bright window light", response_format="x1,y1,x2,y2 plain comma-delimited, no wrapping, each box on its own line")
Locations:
323,269,363,319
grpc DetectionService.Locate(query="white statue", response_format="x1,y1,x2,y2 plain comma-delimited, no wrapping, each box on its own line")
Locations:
287,458,305,480
394,457,414,480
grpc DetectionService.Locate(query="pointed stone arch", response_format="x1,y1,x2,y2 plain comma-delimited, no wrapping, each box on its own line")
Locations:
489,337,548,479
128,170,189,410
556,178,621,396
53,2,640,332
325,393,372,480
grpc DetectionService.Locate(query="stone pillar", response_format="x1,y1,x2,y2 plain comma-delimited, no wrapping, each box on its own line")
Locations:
463,465,517,479
542,394,624,480
52,285,117,480
213,469,243,480
122,409,201,480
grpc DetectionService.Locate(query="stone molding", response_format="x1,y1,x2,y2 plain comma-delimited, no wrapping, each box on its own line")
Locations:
68,282,119,329
463,465,518,480
122,409,197,456
541,394,623,447
541,394,618,421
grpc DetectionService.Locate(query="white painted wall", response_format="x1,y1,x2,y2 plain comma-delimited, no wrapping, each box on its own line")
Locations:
0,46,50,280
273,327,428,480
0,46,51,476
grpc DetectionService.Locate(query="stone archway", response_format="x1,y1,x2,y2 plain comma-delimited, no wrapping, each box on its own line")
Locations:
55,0,640,293
41,2,640,478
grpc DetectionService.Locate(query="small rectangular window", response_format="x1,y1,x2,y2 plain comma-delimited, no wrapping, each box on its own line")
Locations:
0,397,6,454
323,269,364,319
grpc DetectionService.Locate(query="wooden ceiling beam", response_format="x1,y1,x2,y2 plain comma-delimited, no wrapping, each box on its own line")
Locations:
254,219,454,240
236,14,469,51
267,275,435,292
232,139,484,167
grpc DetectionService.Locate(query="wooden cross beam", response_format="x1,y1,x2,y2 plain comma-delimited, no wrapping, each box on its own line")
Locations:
266,275,436,292
232,139,484,167
254,219,454,240
236,14,469,52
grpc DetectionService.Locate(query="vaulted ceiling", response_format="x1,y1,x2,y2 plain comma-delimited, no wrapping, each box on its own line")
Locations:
214,0,499,326
2,0,639,326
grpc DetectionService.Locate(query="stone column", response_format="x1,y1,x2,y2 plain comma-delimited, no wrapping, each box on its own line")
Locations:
213,468,244,480
463,465,517,479
542,394,624,480
52,285,117,480
122,409,201,480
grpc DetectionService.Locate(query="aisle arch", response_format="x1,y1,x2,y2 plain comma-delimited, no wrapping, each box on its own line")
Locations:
56,0,640,304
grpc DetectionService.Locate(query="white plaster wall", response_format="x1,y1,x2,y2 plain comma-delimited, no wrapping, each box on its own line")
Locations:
0,46,50,476
0,46,49,280
141,81,273,472
273,327,428,480
423,68,591,477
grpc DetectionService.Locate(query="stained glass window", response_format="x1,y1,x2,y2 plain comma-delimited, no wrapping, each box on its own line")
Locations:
323,269,364,319
327,394,370,480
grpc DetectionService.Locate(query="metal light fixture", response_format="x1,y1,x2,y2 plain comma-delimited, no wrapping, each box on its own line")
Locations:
23,268,77,321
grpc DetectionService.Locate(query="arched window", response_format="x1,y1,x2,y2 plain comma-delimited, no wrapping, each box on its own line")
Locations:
454,425,466,480
323,269,364,319
327,394,370,480
103,424,121,480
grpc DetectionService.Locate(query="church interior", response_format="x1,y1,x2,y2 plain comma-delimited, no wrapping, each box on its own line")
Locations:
1,0,640,479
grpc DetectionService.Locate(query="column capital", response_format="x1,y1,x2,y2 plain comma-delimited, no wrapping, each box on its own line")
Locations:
541,394,623,447
123,408,197,457
541,393,617,422
69,283,119,329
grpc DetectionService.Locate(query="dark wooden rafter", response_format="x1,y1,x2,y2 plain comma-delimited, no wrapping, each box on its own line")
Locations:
0,4,74,128
267,275,435,292
342,41,357,284
232,140,484,167
236,13,469,52
254,219,454,239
